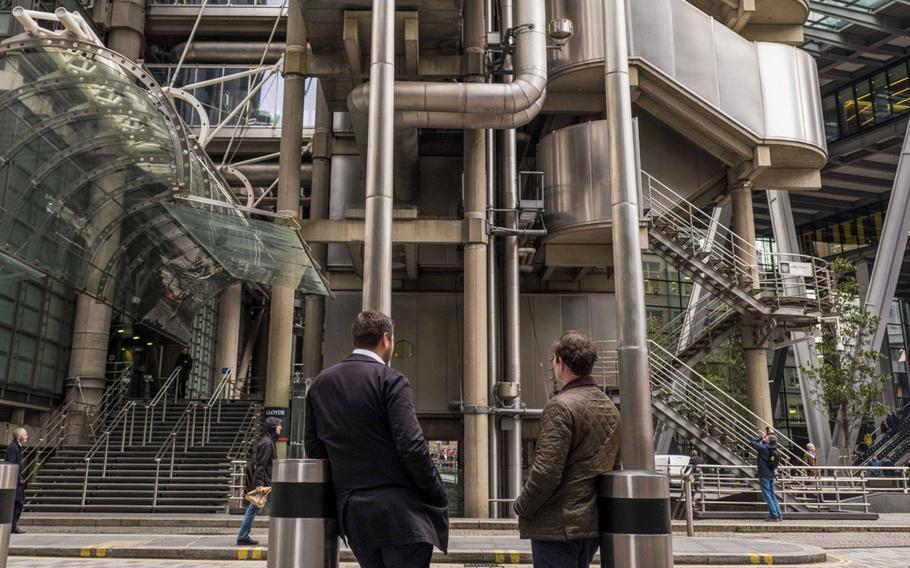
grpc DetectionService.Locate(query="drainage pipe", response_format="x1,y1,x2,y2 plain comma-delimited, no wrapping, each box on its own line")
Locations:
347,0,546,130
361,0,396,315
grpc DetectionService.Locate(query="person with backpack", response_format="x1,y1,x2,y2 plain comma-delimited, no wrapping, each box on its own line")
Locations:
750,431,782,522
236,416,281,545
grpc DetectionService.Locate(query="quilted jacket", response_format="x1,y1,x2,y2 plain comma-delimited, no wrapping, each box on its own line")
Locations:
514,376,621,540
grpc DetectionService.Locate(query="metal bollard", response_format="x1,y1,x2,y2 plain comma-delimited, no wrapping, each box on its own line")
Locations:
599,470,672,568
0,463,17,568
268,459,338,568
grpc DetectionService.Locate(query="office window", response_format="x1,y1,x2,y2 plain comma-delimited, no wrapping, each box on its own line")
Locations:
854,79,874,128
837,85,858,136
888,62,910,115
871,71,891,123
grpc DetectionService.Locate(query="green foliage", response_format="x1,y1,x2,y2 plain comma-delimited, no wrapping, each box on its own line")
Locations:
800,257,888,458
698,335,750,409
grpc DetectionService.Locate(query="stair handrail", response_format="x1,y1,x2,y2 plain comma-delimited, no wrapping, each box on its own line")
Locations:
225,403,262,512
858,400,910,464
651,295,737,358
202,368,235,444
151,401,200,509
143,367,182,445
80,400,137,508
87,365,134,437
861,408,910,466
641,172,833,311
648,340,804,466
22,363,134,485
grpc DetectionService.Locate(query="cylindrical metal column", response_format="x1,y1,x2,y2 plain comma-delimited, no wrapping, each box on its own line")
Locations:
215,283,242,391
0,463,17,568
599,471,672,567
107,0,146,60
267,459,338,568
731,182,760,290
266,2,307,452
742,326,774,428
361,0,396,315
604,0,656,471
463,0,490,520
499,0,523,517
303,85,333,378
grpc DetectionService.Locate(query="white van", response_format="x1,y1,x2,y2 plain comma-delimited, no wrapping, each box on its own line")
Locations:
655,454,692,487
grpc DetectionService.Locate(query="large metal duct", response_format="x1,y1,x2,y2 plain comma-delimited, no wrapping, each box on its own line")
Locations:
347,0,547,129
234,163,313,185
169,42,284,63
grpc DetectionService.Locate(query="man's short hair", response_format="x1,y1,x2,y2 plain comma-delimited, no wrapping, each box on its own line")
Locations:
552,331,598,377
767,434,778,445
12,427,25,440
352,311,395,349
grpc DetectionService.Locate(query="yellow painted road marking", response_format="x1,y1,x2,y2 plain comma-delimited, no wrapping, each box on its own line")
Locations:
764,554,774,565
510,549,520,563
237,548,249,560
251,547,264,560
80,548,91,558
95,546,109,558
79,546,110,558
494,550,505,563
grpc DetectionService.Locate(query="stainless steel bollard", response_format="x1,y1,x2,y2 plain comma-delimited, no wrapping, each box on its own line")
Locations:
599,470,672,568
267,459,338,568
0,463,17,568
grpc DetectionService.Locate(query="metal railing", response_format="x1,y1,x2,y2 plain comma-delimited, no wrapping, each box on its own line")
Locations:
142,367,182,445
81,401,137,508
858,401,910,465
151,402,200,508
641,171,833,313
22,364,133,484
202,369,234,444
691,464,910,515
651,295,737,359
649,340,803,468
861,409,910,467
225,403,262,512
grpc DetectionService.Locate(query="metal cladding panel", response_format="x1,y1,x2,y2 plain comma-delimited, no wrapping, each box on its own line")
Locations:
670,0,719,109
327,155,363,268
547,0,826,153
714,20,765,135
540,121,612,234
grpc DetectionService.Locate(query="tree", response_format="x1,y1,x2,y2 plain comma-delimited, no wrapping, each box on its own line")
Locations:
800,257,888,460
699,335,749,409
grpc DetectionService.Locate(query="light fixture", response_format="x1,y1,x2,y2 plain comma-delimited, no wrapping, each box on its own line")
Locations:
132,335,140,340
116,329,125,334
146,342,154,347
548,18,574,47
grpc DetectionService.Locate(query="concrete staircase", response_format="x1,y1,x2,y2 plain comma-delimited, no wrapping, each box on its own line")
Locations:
26,399,260,514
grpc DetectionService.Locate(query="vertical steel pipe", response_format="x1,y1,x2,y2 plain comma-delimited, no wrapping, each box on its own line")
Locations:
361,0,396,315
304,85,333,377
603,0,656,471
266,1,307,453
500,0,523,518
463,0,490,519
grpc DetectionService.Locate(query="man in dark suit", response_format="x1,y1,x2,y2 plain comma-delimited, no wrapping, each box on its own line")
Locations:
4,427,27,533
305,311,448,568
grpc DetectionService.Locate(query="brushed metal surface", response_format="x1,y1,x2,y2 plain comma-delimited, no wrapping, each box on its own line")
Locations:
546,0,826,153
273,459,330,484
0,465,17,490
598,470,670,500
267,518,339,568
0,523,9,568
601,533,673,567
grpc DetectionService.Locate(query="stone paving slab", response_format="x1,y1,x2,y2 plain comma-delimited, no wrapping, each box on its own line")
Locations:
5,533,827,565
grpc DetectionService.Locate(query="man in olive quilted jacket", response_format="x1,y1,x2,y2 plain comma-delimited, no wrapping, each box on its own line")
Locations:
514,331,621,568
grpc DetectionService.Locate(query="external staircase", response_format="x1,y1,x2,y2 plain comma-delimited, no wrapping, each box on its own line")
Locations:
25,369,262,513
859,404,910,467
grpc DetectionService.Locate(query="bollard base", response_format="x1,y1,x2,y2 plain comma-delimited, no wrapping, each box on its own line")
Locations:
601,533,673,567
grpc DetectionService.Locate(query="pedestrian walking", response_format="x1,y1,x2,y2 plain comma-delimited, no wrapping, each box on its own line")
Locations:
750,431,783,522
4,427,27,533
305,311,448,568
235,416,280,546
174,347,193,399
515,332,622,568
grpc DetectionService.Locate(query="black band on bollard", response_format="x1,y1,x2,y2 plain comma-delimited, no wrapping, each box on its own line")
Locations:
269,482,336,519
0,488,16,524
598,497,671,535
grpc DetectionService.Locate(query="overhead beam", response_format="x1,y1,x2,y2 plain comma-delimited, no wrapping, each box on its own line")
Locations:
298,218,465,244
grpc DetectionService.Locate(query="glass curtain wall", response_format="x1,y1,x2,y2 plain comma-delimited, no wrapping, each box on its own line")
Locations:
822,58,910,143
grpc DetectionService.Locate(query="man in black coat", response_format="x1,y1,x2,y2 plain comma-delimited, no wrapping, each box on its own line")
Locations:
235,417,280,545
174,347,193,399
305,311,448,568
4,427,27,533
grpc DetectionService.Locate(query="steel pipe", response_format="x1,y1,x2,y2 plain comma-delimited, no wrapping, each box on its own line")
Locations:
604,0,656,472
599,471,672,567
170,42,284,63
347,0,546,129
361,0,396,315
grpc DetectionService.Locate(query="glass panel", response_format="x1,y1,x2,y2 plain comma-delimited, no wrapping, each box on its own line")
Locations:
854,79,874,129
837,86,858,136
164,203,330,295
889,62,910,115
871,71,891,123
822,94,839,141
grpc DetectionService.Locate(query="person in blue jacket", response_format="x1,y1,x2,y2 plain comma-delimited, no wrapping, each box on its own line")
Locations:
750,431,783,522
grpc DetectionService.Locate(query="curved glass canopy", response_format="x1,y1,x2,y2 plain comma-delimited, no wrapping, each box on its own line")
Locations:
0,37,328,340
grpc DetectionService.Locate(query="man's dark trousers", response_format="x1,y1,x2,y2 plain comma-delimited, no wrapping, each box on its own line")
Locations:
531,539,599,568
344,513,433,568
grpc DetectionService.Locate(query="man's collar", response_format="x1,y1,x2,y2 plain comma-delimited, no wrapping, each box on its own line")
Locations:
352,348,387,366
558,375,597,395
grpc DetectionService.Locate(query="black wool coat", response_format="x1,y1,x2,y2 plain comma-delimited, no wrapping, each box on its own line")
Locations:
305,354,449,552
